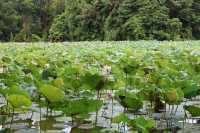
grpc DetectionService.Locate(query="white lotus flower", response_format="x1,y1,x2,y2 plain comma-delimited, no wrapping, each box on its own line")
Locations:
102,65,111,75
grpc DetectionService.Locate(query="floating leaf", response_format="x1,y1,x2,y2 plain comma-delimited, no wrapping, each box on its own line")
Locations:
129,116,155,133
184,105,200,117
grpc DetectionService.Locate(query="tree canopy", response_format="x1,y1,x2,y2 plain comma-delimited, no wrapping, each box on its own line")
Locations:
0,0,200,42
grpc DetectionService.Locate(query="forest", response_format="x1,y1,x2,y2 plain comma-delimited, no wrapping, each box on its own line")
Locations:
0,0,200,42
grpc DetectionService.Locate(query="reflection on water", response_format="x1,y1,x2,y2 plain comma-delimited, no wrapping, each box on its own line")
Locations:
1,116,106,133
185,119,200,124
71,127,103,133
1,100,200,133
62,125,72,133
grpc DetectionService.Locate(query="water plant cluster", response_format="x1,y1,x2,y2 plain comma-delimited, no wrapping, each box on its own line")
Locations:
0,41,200,133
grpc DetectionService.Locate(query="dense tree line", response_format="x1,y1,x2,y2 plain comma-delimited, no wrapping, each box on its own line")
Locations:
0,0,200,42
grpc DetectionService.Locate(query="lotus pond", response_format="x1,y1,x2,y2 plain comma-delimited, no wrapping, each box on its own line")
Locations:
0,41,200,133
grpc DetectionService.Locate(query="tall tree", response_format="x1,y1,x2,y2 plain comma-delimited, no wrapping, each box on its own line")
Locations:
0,0,20,41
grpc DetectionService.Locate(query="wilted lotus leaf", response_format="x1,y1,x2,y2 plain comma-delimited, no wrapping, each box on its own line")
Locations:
165,88,184,105
165,89,178,103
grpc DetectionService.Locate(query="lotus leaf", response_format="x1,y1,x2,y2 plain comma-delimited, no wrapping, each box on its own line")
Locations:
7,94,32,108
39,84,64,102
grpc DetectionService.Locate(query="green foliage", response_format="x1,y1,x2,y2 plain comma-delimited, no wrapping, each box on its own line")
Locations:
118,53,140,75
7,94,32,109
181,81,200,99
184,105,200,117
112,113,129,124
164,88,184,105
115,90,143,111
49,12,72,41
129,116,156,133
112,114,156,133
121,16,146,40
42,68,57,80
39,84,65,103
64,98,103,118
1,41,200,132
0,85,30,101
53,78,64,88
0,0,20,41
8,85,30,97
1,0,200,41
81,72,105,90
0,115,7,124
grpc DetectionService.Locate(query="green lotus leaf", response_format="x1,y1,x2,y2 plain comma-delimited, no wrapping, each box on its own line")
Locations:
112,113,129,124
39,84,65,103
129,116,155,133
115,90,143,111
7,85,30,98
184,105,200,117
53,78,64,88
7,94,32,108
81,72,104,90
64,99,103,118
181,81,199,99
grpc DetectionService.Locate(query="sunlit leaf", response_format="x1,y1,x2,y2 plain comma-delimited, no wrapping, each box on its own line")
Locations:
39,84,65,102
